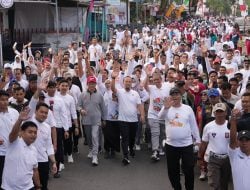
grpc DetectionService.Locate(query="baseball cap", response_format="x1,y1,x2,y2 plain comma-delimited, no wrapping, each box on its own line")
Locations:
4,63,12,69
209,47,216,51
208,88,220,97
212,103,227,112
169,87,181,95
87,76,97,84
237,130,250,140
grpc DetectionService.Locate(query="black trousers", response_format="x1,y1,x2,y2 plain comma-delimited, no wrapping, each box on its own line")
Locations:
120,121,138,157
0,156,5,190
64,127,73,156
103,121,120,152
38,162,49,190
165,144,195,190
55,128,64,169
73,111,80,148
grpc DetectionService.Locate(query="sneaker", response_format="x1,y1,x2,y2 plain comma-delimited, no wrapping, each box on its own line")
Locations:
87,151,93,158
54,172,61,178
59,163,65,172
135,144,141,151
68,155,74,163
92,155,98,166
151,151,160,162
73,146,79,154
122,157,130,165
159,149,165,156
199,171,207,181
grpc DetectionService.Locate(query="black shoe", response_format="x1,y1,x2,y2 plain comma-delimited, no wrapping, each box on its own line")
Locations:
122,157,130,165
130,149,135,158
73,146,79,153
54,172,61,178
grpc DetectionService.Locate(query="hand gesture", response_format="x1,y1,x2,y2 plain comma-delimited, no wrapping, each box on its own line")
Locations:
80,109,87,116
231,109,241,120
64,131,69,139
164,97,173,109
74,128,79,136
38,80,48,91
0,138,4,145
28,42,32,47
77,51,83,60
19,107,31,121
111,71,119,79
51,163,57,175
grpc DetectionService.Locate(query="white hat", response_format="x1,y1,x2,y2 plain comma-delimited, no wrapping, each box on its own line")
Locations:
212,103,227,112
4,63,12,69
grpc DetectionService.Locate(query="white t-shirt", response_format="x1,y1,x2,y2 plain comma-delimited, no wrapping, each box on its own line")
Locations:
88,44,103,62
221,61,238,79
202,120,230,162
228,147,250,190
2,138,38,190
117,88,141,122
148,83,170,119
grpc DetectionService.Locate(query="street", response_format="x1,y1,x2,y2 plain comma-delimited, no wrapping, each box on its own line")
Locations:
49,141,233,190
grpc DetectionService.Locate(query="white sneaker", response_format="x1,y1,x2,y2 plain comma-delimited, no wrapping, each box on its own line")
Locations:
67,155,74,163
59,163,65,172
159,149,165,156
92,155,98,166
87,151,93,158
199,171,207,181
135,144,141,151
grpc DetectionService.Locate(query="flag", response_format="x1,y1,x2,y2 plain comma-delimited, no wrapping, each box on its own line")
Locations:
165,2,176,17
183,0,189,7
85,0,95,42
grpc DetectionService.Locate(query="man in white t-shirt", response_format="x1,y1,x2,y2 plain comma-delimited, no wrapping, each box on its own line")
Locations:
111,72,145,165
144,72,170,161
229,108,250,190
198,103,231,189
88,37,103,68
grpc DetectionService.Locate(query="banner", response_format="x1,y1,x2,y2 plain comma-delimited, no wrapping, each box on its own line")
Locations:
165,2,176,17
107,0,120,6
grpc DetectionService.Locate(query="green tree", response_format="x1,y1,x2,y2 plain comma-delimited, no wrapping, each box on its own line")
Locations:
206,0,232,16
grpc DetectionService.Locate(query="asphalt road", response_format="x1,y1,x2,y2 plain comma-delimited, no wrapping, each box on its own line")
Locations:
49,141,233,190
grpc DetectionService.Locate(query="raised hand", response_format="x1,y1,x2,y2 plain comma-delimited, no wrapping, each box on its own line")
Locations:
19,107,31,121
111,71,119,79
164,97,173,109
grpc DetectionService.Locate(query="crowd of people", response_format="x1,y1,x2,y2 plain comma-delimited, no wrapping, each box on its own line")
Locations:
0,16,250,190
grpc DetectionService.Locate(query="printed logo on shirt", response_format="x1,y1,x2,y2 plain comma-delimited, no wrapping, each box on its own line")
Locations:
153,97,163,112
212,133,216,138
169,119,183,127
225,132,229,138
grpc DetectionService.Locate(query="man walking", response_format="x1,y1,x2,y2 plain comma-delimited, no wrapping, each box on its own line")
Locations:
111,72,145,165
158,87,200,190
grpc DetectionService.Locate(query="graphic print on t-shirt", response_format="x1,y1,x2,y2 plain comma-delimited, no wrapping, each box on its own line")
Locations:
153,97,163,112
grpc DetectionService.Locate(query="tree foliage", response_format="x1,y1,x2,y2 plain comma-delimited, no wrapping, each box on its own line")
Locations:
206,0,232,16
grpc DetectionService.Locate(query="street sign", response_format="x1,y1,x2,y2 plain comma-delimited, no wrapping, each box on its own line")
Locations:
0,0,14,8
